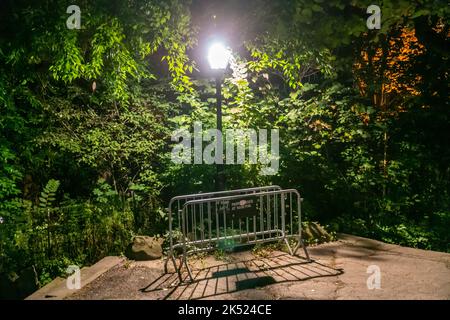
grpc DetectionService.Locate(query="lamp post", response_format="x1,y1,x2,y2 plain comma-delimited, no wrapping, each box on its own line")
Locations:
208,42,230,191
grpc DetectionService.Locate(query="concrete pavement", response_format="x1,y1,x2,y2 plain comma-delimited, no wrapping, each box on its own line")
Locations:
32,234,450,300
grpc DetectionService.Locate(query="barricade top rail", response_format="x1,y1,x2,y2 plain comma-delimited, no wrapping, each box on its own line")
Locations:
168,185,281,206
181,188,301,208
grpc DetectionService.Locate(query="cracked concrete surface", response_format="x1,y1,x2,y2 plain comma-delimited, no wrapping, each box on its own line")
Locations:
66,234,450,300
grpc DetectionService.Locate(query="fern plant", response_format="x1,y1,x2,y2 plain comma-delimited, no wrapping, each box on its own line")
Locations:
39,179,60,211
38,179,60,257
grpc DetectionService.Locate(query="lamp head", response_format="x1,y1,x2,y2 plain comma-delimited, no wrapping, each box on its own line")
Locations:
208,42,231,70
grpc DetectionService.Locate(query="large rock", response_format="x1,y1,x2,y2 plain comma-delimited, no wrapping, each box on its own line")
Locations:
302,221,334,244
125,236,163,261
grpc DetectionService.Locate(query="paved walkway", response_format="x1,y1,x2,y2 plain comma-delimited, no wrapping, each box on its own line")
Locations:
61,234,450,300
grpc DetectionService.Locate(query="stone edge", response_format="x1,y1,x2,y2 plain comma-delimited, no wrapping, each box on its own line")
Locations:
25,256,125,300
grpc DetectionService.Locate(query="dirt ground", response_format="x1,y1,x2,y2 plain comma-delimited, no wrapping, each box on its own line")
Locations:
66,234,450,300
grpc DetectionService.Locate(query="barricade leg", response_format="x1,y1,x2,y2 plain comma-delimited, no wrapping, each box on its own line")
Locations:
293,238,311,261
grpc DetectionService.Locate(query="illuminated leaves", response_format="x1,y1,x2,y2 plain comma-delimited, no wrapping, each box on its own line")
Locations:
355,27,425,105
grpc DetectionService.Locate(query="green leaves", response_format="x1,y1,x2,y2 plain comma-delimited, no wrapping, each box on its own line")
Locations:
39,179,60,210
49,31,85,83
41,1,196,105
247,37,334,91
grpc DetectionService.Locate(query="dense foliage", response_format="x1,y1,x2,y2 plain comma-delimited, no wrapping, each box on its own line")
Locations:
0,0,448,297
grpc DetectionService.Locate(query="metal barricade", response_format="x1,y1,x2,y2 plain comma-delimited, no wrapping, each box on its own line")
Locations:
164,186,281,274
165,187,310,282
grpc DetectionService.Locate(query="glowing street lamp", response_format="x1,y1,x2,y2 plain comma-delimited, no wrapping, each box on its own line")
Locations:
208,42,230,191
208,42,231,70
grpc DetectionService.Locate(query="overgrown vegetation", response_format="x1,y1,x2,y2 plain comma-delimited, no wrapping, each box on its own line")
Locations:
0,0,448,298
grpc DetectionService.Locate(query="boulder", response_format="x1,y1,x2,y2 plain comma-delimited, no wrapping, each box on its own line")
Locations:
125,236,163,261
302,221,334,244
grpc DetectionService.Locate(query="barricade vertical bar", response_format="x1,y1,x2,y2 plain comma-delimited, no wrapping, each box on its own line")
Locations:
259,195,264,241
293,192,310,261
289,193,293,237
215,202,219,241
223,203,227,240
298,195,301,237
267,193,271,238
165,201,175,274
246,217,250,242
281,192,285,235
182,205,193,282
253,212,257,243
231,219,234,240
177,199,181,227
281,192,293,255
274,193,279,233
239,218,242,243
252,197,261,242
179,204,186,281
208,202,212,246
299,196,302,242
192,205,196,242
202,203,206,242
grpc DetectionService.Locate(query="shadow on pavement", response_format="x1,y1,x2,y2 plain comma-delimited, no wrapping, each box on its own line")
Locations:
140,253,343,300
